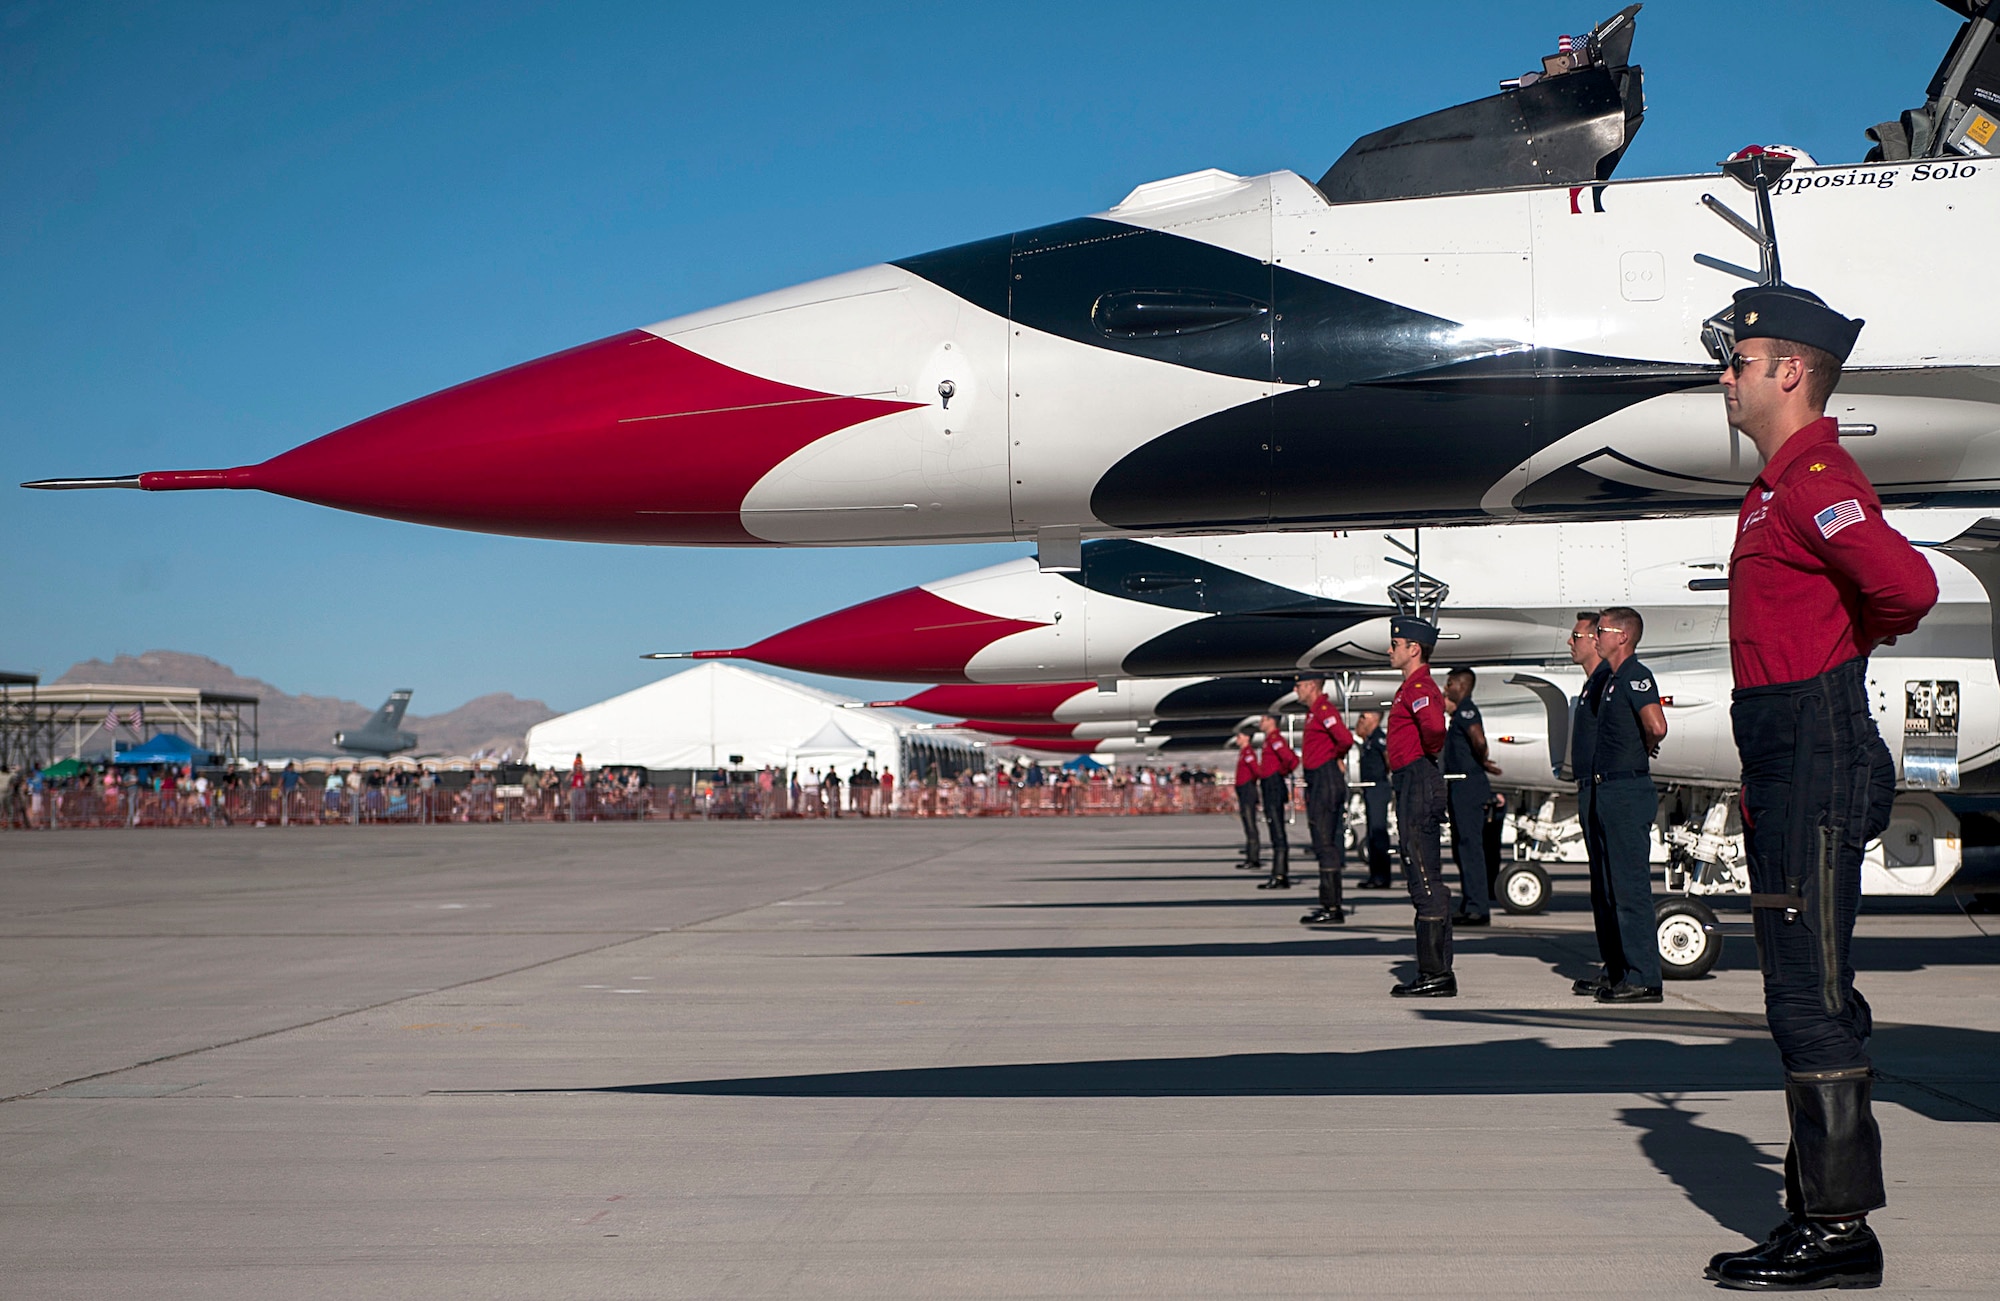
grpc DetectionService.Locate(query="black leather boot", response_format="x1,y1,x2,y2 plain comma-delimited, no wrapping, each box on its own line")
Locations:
1257,845,1292,889
1789,1069,1886,1219
1391,918,1457,997
1709,1216,1881,1290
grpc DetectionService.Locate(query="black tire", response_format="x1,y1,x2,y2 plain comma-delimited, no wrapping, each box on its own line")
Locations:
1656,897,1722,981
1496,863,1551,915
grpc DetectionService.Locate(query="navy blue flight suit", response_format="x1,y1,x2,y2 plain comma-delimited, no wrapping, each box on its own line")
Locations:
1444,696,1493,921
1573,662,1617,981
1359,728,1392,886
1585,658,1662,988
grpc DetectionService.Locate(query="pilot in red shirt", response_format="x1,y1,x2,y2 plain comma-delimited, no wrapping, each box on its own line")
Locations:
1729,419,1935,689
1384,616,1453,998
1229,727,1262,872
1251,716,1297,890
1295,674,1356,925
1708,282,1936,1290
1386,663,1445,772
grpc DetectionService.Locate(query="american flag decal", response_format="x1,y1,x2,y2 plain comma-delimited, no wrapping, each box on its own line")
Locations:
1815,498,1865,540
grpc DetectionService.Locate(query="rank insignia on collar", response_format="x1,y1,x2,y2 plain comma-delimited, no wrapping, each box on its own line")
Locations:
1810,462,1827,472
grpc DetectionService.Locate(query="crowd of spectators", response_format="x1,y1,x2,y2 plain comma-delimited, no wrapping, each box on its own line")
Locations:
0,751,1236,831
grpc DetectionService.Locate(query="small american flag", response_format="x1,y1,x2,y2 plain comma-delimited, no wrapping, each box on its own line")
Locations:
1558,34,1576,53
1815,498,1866,540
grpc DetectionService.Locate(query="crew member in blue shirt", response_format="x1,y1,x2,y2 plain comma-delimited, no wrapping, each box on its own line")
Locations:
1584,605,1668,1003
1566,611,1619,995
1353,710,1393,888
1442,667,1499,926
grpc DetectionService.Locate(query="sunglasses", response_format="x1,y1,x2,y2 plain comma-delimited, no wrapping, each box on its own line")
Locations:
1722,353,1804,376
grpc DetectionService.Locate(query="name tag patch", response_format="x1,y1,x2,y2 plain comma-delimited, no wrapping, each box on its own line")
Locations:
1815,498,1865,539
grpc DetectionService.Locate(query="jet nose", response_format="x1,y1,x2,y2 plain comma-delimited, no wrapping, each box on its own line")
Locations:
124,331,920,543
889,683,1096,721
683,586,1051,682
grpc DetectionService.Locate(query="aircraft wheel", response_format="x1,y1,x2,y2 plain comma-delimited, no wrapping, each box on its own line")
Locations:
1497,863,1551,915
1657,897,1721,981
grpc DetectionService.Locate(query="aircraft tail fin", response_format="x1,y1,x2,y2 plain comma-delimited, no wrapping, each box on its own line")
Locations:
371,690,413,732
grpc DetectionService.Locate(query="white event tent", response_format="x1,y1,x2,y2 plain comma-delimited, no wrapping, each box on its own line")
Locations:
524,662,981,776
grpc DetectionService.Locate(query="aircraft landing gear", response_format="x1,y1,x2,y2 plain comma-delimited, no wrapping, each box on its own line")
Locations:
1497,862,1551,915
1657,896,1721,980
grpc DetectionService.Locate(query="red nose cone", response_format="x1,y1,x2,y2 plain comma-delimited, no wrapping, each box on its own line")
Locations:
952,719,1081,739
724,587,1049,682
146,331,919,543
893,682,1095,721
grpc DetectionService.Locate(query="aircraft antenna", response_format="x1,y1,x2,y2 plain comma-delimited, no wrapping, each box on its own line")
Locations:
1383,530,1450,620
1693,147,1797,362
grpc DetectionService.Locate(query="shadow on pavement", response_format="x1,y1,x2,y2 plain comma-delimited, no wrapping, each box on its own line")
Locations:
877,929,1999,975
1620,1094,1787,1239
475,1019,1999,1122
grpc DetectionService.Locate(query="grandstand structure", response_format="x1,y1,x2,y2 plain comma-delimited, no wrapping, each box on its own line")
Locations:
0,673,259,769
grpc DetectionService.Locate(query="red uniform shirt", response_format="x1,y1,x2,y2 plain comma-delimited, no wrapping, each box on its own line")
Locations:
1233,745,1258,788
1253,732,1299,779
1300,695,1355,770
1387,667,1446,771
1729,417,1937,689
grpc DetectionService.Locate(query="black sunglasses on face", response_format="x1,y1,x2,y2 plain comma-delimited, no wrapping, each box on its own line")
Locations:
1723,353,1804,376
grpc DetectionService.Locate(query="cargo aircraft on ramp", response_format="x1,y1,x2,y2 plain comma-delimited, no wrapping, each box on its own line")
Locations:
27,4,2000,553
332,690,419,758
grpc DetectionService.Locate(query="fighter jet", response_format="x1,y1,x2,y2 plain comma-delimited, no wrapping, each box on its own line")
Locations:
332,690,419,757
28,6,2000,551
872,677,1297,725
666,513,2000,684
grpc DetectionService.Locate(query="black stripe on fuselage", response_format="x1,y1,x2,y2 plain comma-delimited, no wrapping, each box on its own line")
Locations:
895,216,1718,530
1119,613,1387,678
1061,537,1347,615
1153,677,1293,720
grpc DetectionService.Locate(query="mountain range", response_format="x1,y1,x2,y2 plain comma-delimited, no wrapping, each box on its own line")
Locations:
54,651,557,759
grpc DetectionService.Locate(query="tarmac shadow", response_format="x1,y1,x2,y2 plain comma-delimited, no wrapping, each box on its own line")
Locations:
878,928,1998,977
472,1019,2000,1122
1619,1094,1785,1239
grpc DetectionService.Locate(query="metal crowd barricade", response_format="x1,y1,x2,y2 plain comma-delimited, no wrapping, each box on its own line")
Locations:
4,769,1247,829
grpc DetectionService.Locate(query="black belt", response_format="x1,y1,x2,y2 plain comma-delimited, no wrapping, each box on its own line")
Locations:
1592,769,1651,784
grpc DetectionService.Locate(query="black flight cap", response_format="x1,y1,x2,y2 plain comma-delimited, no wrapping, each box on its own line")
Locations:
1390,616,1439,648
1731,285,1864,363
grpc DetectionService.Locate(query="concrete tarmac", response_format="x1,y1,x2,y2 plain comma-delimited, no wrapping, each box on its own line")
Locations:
1,818,1995,1298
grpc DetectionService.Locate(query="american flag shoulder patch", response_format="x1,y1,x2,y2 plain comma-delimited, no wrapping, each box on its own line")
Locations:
1814,498,1865,540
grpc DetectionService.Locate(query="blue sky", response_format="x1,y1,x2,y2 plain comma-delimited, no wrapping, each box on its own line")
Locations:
0,0,1962,712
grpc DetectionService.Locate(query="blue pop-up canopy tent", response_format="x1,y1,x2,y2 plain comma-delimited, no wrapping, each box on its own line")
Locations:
1061,754,1105,772
113,732,211,766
